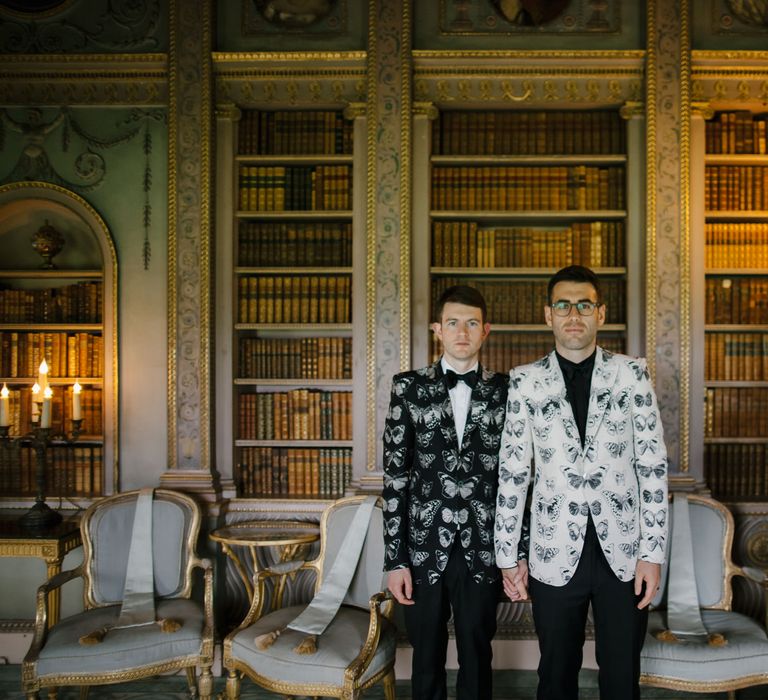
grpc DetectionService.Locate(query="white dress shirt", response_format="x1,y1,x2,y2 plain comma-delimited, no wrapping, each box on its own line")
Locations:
441,357,477,451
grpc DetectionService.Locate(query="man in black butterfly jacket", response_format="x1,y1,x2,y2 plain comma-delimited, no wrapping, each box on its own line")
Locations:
382,284,516,700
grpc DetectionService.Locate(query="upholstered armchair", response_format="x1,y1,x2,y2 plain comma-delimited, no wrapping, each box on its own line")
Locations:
640,493,768,698
22,489,214,699
222,495,397,699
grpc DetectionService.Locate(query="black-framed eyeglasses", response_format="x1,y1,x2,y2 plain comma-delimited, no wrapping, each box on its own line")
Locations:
549,301,601,317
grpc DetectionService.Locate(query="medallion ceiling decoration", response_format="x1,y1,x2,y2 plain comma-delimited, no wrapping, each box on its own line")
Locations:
242,0,347,35
721,0,768,30
439,0,619,35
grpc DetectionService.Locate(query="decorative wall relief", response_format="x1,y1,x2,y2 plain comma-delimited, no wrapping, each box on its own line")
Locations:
0,0,163,53
0,107,165,269
716,0,768,33
439,0,620,35
242,0,347,35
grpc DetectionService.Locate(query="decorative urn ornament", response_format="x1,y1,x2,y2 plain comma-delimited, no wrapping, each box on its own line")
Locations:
31,220,65,269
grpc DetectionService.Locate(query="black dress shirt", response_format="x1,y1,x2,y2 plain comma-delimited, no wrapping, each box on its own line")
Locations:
556,349,596,448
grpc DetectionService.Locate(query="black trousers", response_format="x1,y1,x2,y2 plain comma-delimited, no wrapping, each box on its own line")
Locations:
529,518,649,700
403,546,500,700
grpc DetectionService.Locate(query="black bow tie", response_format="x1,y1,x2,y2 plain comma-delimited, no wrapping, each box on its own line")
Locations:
445,369,478,389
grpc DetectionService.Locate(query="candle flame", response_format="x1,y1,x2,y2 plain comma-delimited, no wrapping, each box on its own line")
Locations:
43,386,53,399
73,381,82,394
0,384,7,399
39,359,48,374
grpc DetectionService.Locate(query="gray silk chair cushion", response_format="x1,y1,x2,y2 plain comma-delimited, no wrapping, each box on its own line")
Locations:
642,609,768,683
35,599,204,677
90,500,186,604
230,604,397,687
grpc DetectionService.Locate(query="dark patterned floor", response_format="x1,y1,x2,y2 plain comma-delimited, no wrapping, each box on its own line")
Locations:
1,666,766,699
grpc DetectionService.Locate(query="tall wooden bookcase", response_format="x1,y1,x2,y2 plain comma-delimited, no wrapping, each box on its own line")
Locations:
215,106,367,506
692,109,768,502
412,107,644,370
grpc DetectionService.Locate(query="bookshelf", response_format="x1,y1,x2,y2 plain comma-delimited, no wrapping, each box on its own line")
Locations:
414,109,634,368
228,109,359,500
0,219,111,502
699,110,768,502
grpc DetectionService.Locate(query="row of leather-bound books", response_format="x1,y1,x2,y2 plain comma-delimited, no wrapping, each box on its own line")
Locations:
431,110,626,156
705,387,768,438
705,111,768,155
3,387,103,437
237,337,352,380
237,109,353,156
237,221,352,267
0,331,102,379
431,165,625,211
236,446,352,498
0,443,102,498
238,389,352,441
432,220,625,268
705,277,768,324
237,165,352,212
431,276,627,325
705,444,768,502
705,223,768,268
0,281,102,324
705,332,768,381
236,275,351,324
704,166,768,211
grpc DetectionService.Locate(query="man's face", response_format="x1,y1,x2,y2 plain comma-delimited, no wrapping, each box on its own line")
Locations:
431,302,490,368
544,281,605,358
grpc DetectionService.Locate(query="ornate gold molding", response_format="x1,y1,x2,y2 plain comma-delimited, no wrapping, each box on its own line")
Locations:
212,51,366,63
645,1,657,381
400,0,412,373
413,101,439,120
413,50,646,60
366,0,377,472
690,101,715,120
344,102,366,119
215,103,242,121
619,100,644,119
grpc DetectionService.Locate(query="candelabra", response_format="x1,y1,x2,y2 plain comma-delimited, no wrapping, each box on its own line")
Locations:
0,418,82,531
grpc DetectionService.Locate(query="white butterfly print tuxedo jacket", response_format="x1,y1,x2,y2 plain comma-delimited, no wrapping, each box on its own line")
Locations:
495,348,668,586
382,361,510,586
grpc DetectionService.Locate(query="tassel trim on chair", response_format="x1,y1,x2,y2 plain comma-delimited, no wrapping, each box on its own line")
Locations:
253,628,319,654
293,634,318,654
654,629,727,646
78,618,183,645
255,628,281,650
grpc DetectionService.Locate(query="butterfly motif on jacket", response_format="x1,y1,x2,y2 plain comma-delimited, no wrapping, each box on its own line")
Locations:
533,423,552,441
568,521,586,541
564,443,597,464
478,453,498,472
563,467,604,490
612,389,632,415
388,404,403,422
616,517,636,535
508,398,522,414
564,545,579,567
385,540,400,561
645,534,665,551
536,494,564,522
603,543,615,565
642,488,665,504
384,473,408,491
410,527,429,545
619,541,640,559
538,447,556,464
479,431,501,450
384,447,407,470
508,419,526,438
534,543,560,562
460,528,472,548
435,550,449,572
525,396,560,422
439,473,480,500
417,452,437,469
634,392,653,408
605,440,628,458
594,389,612,413
569,501,590,516
427,570,441,585
411,499,441,526
393,376,414,395
410,549,430,567
595,520,609,541
496,539,516,559
495,513,518,534
438,526,454,548
627,360,648,381
384,424,405,445
537,522,557,541
503,441,528,462
384,497,399,513
478,550,494,567
416,430,434,449
563,418,580,441
637,462,666,479
605,417,628,435
633,412,658,432
420,482,434,498
416,402,444,430
385,516,401,536
442,450,460,473
470,499,494,525
478,528,492,545
498,493,518,509
591,500,602,516
441,507,469,526
499,466,528,485
642,508,667,528
604,489,636,520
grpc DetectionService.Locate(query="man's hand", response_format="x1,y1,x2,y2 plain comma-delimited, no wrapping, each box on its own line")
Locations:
501,561,529,601
387,568,415,605
634,560,661,609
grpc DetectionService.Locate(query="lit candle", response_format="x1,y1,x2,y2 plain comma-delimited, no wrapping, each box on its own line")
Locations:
31,383,41,422
38,360,49,395
41,386,52,429
72,381,82,421
0,384,9,427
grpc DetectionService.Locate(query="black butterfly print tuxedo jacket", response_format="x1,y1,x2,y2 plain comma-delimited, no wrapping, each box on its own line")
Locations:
382,360,511,586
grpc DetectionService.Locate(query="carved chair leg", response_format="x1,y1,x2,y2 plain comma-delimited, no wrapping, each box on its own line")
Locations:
382,669,396,700
198,663,213,700
727,691,736,700
185,667,197,698
225,669,240,700
79,687,89,700
47,688,57,700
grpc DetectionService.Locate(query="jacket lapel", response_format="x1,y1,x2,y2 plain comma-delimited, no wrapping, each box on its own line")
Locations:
544,351,582,456
433,362,459,450
460,364,491,451
583,346,617,449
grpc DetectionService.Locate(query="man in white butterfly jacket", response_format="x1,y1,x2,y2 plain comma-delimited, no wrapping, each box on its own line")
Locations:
495,265,668,700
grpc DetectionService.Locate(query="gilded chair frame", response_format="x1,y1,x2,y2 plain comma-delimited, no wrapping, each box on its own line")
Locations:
22,489,215,700
222,495,397,700
640,493,768,696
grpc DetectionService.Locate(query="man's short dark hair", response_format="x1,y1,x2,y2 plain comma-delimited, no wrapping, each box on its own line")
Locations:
434,285,488,324
547,265,602,304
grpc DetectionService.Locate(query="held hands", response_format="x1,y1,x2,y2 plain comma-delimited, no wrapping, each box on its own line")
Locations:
634,560,662,609
387,568,415,605
501,560,529,601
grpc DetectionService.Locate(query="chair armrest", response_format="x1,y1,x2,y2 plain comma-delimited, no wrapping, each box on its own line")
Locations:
736,565,768,631
193,557,215,654
344,591,394,685
24,566,84,664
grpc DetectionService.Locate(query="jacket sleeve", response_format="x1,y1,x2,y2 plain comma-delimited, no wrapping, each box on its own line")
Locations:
630,359,669,564
495,369,534,569
382,376,415,571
